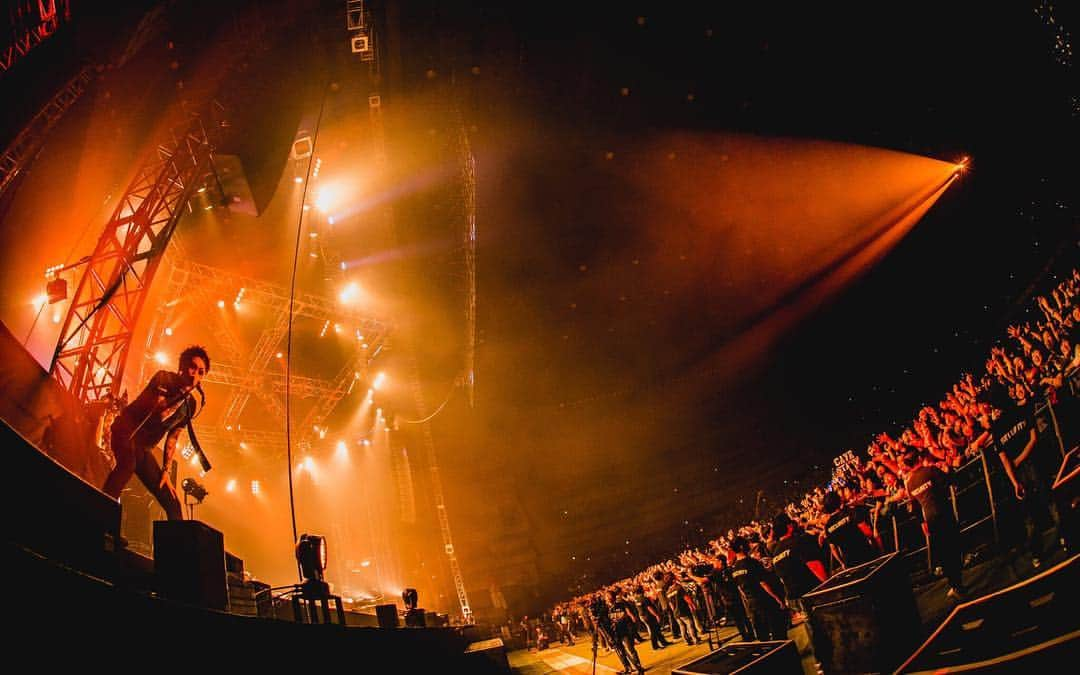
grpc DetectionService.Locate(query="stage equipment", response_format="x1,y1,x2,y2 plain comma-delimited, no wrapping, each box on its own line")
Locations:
375,603,400,629
801,551,921,675
50,111,216,405
181,477,208,520
46,277,67,303
181,477,207,502
288,534,344,624
153,520,227,610
402,587,426,627
672,640,800,675
142,258,391,452
296,533,327,583
895,554,1079,673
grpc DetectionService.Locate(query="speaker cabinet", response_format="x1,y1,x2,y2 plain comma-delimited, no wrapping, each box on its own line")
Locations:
803,551,921,675
153,520,226,610
672,640,802,675
375,603,399,629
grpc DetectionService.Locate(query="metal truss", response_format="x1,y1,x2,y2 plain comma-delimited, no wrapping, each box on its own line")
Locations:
0,64,94,198
50,113,215,404
1,0,71,73
143,257,391,452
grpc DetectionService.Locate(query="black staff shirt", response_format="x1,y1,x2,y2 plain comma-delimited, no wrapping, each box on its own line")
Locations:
905,464,952,524
769,533,823,599
824,506,876,567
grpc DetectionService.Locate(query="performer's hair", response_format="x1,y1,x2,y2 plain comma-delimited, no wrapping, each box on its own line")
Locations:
178,345,211,373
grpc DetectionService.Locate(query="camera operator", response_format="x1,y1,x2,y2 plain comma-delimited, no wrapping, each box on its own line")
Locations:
590,591,645,675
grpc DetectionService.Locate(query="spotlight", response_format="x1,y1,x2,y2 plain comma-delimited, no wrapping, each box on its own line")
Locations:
181,477,208,503
402,587,418,610
181,477,209,519
403,588,426,627
46,277,67,304
296,534,327,583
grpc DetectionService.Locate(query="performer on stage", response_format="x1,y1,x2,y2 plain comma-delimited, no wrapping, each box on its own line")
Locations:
102,345,210,521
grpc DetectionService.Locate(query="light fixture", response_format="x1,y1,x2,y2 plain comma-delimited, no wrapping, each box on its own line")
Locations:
181,477,208,519
181,477,208,503
46,277,67,304
296,534,327,583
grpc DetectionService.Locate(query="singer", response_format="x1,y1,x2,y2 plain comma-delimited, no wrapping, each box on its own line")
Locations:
102,345,210,520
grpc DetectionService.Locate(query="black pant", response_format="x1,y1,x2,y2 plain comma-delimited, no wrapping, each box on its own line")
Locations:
927,514,963,590
644,613,670,649
103,427,183,521
746,600,788,641
1016,461,1057,558
720,591,754,641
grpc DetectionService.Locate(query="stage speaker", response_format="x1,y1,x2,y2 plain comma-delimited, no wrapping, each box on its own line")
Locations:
153,520,227,610
672,640,801,675
375,603,399,629
896,554,1080,673
405,607,427,628
802,551,921,675
464,638,511,674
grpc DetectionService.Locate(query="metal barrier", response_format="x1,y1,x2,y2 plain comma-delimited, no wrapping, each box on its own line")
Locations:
881,384,1076,572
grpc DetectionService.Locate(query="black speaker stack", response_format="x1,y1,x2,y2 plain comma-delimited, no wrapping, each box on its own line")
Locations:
672,640,802,675
153,520,227,610
375,602,400,629
802,551,921,674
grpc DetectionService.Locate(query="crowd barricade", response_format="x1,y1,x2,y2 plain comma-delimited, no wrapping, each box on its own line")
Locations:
883,384,1075,572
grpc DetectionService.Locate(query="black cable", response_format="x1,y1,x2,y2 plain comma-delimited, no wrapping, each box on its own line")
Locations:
284,80,331,582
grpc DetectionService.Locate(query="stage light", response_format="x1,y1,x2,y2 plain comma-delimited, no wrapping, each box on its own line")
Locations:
294,176,303,184
304,456,315,472
32,293,48,309
373,372,386,390
217,299,225,308
338,282,360,304
251,480,260,495
181,477,208,503
164,327,173,336
295,534,327,582
239,441,247,450
155,351,168,365
46,277,67,304
402,588,418,610
225,479,236,492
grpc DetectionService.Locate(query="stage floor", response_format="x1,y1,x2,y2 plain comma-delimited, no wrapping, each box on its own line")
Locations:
509,625,740,675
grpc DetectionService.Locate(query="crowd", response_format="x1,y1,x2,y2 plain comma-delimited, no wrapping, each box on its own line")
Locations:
514,269,1080,672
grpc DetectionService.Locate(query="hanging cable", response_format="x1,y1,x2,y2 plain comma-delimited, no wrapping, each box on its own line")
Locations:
285,82,330,582
402,377,459,425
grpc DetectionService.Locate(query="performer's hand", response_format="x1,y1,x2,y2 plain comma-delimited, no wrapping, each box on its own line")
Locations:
1014,483,1026,501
